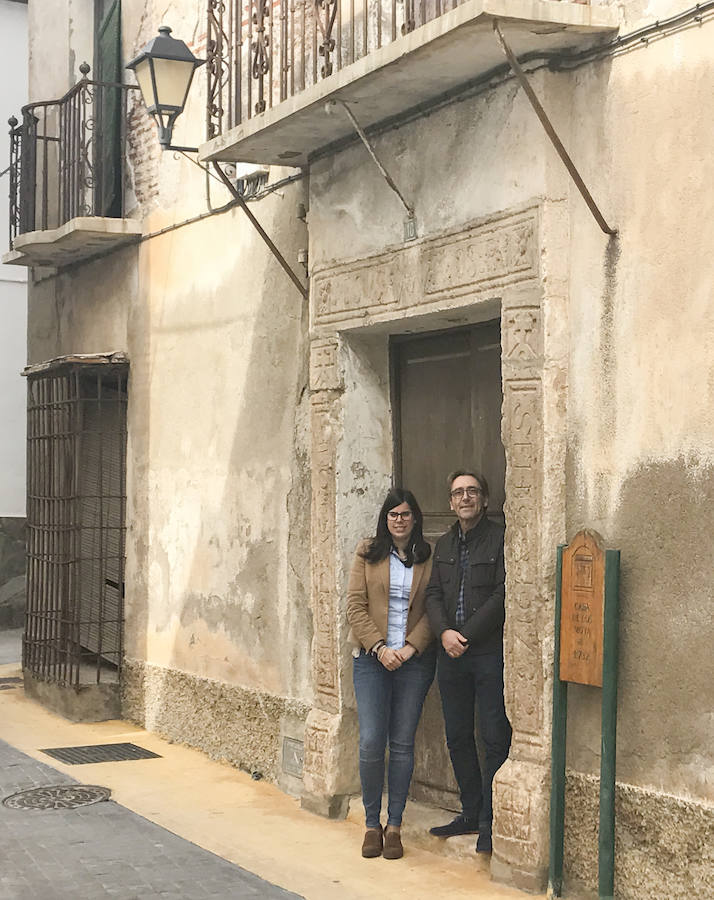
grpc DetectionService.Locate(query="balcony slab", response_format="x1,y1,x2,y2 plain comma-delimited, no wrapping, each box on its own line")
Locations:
200,0,619,167
2,217,142,269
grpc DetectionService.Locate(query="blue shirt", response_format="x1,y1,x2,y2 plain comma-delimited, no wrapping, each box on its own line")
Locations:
386,549,413,648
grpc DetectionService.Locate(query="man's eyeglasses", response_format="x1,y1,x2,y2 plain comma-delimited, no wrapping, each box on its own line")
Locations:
450,487,483,499
387,510,414,521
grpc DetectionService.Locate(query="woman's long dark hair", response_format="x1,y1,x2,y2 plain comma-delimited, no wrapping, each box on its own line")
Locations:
359,487,432,567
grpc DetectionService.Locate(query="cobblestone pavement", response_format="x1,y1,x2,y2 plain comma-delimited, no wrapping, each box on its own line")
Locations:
0,738,302,900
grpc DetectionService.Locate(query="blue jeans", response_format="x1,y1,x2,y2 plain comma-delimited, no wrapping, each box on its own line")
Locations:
353,649,436,828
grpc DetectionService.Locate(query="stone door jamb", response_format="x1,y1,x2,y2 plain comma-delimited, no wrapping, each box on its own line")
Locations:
301,201,568,892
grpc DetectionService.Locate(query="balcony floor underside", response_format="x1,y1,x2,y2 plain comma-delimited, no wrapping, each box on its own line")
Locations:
3,218,142,269
200,0,619,167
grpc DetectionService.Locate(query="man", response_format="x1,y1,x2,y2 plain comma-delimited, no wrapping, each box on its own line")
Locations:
425,470,512,853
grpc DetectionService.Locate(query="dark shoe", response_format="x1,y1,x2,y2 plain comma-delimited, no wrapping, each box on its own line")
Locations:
361,826,383,858
383,827,403,860
429,814,480,838
476,830,492,853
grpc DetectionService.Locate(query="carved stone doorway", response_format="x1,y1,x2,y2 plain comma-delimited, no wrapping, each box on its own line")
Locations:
302,202,567,892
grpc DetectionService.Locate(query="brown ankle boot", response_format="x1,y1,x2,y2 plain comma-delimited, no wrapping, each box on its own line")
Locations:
361,826,383,858
383,827,403,859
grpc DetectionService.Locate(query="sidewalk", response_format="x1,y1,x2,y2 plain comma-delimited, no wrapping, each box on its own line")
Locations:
0,653,540,900
0,737,299,900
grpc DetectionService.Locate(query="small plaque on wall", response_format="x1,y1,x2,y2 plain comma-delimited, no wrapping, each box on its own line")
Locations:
559,530,605,686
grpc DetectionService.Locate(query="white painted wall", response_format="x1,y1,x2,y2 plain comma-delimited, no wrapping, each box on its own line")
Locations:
0,0,28,517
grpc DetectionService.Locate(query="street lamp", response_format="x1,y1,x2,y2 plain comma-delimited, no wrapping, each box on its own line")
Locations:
126,25,205,150
126,26,307,299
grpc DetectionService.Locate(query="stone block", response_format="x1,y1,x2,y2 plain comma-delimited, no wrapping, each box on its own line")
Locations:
491,757,550,893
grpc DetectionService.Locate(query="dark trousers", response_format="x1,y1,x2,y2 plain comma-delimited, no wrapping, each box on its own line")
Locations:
437,648,512,831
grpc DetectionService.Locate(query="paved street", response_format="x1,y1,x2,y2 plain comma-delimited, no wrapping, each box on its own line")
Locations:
0,738,301,899
0,644,535,900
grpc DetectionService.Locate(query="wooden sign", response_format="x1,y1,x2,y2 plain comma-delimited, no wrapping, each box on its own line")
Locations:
559,530,605,686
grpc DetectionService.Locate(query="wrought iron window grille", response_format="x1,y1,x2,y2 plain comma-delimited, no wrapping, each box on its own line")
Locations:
24,358,129,689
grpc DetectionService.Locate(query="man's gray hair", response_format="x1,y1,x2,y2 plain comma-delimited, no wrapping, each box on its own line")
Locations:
447,469,489,502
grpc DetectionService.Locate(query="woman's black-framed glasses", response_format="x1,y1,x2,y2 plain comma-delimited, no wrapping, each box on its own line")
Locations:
387,510,414,521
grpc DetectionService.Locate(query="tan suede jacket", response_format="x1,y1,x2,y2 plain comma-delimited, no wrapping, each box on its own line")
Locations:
346,539,434,655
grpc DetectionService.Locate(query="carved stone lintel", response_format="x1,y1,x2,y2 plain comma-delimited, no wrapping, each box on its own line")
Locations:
311,206,539,328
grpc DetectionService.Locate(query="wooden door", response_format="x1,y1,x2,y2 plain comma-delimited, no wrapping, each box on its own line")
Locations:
392,320,505,808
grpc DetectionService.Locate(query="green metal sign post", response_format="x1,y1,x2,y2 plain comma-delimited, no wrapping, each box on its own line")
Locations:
548,530,620,900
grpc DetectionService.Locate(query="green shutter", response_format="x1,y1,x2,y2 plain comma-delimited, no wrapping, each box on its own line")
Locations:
95,0,122,217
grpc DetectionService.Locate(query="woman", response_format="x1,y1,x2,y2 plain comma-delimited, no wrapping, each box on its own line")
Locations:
347,487,435,860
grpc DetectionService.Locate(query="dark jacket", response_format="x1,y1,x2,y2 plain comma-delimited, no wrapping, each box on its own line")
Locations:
425,515,505,655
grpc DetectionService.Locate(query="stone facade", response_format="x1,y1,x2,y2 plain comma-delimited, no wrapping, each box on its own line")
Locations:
563,772,714,900
13,1,714,898
123,659,311,794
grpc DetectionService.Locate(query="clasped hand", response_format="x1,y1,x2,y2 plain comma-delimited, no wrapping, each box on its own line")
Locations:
441,629,468,658
378,643,416,670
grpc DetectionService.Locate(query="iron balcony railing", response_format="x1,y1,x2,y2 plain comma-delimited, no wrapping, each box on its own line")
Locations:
207,0,475,137
7,64,136,245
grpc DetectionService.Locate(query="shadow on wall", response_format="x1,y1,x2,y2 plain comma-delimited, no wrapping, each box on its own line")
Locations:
562,456,714,900
0,518,26,629
122,186,313,789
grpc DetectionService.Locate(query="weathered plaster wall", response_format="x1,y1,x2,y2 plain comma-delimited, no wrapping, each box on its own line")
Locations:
308,77,547,267
564,9,714,788
124,195,312,703
0,277,28,519
28,0,93,98
557,21,714,895
25,0,314,789
304,6,713,895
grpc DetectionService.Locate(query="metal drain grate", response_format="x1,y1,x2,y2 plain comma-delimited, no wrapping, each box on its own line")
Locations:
40,743,161,765
3,784,111,810
0,677,23,684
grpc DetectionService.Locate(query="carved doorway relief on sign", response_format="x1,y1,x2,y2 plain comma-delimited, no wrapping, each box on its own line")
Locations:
560,530,605,687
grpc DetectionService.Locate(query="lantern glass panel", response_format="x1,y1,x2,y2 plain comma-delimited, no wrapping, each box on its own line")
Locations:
133,58,156,111
152,57,194,109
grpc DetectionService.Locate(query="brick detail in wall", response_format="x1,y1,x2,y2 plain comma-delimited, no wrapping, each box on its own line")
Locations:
127,94,162,210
